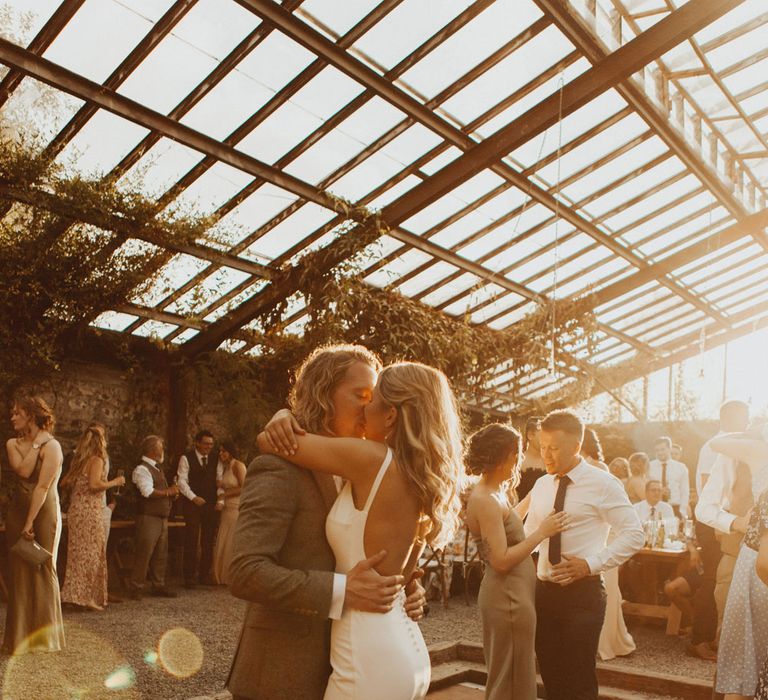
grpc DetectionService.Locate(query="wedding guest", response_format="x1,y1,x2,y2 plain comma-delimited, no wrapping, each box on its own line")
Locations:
756,548,768,700
716,486,768,699
581,428,608,471
178,429,222,588
60,424,125,611
465,423,568,699
525,410,643,700
128,436,178,599
593,454,636,662
663,537,704,641
609,457,630,484
690,400,749,662
625,452,649,503
635,480,678,534
649,436,690,518
697,430,768,632
212,441,245,585
516,416,545,500
3,396,65,654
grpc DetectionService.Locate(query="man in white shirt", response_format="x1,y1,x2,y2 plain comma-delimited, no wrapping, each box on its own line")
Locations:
129,435,179,598
634,480,678,535
648,436,690,518
688,400,749,660
526,411,644,700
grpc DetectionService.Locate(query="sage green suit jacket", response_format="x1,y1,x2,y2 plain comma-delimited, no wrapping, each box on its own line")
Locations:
227,454,338,700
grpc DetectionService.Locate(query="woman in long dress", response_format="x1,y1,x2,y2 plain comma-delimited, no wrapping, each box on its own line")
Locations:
212,441,246,585
60,425,125,610
581,430,636,660
716,487,768,699
258,361,463,700
3,396,66,654
464,423,568,700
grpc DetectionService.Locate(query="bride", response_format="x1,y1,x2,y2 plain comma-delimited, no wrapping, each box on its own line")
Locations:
258,361,463,700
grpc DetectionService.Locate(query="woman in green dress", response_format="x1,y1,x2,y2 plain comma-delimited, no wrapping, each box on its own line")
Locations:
465,423,568,700
3,396,65,654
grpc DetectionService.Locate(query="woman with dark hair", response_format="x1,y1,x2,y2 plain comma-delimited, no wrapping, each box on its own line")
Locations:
212,441,246,585
3,396,66,653
465,423,568,699
60,425,125,610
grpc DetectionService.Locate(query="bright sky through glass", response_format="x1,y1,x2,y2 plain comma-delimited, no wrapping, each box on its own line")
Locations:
2,0,768,418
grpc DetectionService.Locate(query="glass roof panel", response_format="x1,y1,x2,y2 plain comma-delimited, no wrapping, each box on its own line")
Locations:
203,280,269,323
457,205,554,261
510,90,628,168
116,137,206,198
351,0,475,73
206,183,298,251
366,174,425,209
441,283,508,317
560,136,669,204
439,24,571,125
236,66,366,164
165,266,251,316
396,261,459,298
42,0,167,84
284,98,406,185
487,300,538,329
132,254,211,307
53,110,150,177
364,248,433,287
470,292,527,324
1,1,65,45
400,170,506,235
169,162,254,218
90,310,139,333
399,0,544,102
132,319,179,339
726,289,768,316
1,78,85,144
419,272,480,307
296,0,383,38
246,202,336,261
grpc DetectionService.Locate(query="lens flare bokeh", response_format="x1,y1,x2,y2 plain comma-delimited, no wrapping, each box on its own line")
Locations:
157,627,204,679
2,623,139,700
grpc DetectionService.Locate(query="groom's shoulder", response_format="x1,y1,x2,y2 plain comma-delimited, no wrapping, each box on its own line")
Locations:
247,453,300,475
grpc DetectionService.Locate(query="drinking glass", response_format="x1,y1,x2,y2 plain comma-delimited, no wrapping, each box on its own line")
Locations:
114,469,125,496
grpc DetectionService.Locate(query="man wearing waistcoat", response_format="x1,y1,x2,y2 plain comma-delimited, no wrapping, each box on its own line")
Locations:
129,435,179,598
177,429,221,588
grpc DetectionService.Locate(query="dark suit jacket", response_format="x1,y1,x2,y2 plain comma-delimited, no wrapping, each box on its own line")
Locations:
227,454,338,700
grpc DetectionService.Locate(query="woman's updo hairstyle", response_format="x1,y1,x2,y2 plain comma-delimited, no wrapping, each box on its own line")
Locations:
465,423,522,477
14,396,55,432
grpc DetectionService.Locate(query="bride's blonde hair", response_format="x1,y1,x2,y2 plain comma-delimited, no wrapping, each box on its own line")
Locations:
378,362,464,549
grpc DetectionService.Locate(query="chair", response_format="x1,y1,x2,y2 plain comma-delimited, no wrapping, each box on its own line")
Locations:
461,526,484,604
420,544,451,608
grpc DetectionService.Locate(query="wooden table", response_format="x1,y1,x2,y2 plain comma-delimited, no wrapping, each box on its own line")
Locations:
621,547,689,635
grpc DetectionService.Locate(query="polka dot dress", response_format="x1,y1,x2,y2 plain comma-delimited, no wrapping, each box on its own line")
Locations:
716,490,768,696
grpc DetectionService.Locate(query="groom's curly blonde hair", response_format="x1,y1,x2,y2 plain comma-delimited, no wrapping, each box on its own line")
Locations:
289,344,382,435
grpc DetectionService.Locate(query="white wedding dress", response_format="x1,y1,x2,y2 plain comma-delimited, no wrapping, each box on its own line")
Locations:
324,448,431,700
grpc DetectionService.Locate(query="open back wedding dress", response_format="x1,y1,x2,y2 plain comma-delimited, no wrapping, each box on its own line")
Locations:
324,447,430,700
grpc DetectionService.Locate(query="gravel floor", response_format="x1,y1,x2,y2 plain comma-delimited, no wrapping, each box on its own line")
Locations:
0,589,715,699
0,587,245,700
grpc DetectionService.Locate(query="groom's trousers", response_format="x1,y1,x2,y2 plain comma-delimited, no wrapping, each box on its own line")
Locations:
535,576,606,700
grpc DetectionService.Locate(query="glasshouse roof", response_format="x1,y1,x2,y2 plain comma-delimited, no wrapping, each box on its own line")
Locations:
2,0,768,413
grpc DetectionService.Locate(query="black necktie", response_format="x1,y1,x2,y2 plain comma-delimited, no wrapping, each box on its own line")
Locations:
650,505,656,519
202,456,208,469
661,462,668,490
548,475,571,565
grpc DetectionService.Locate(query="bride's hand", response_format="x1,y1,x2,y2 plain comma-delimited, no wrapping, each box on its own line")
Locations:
537,510,570,539
262,409,305,455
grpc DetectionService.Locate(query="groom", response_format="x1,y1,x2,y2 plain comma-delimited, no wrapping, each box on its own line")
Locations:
227,344,425,700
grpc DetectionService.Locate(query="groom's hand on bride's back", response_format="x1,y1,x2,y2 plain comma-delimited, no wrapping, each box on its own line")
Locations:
345,550,404,613
262,409,305,455
404,569,427,621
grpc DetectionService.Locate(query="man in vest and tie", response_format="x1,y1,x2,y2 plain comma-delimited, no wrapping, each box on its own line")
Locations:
177,429,222,588
129,435,179,598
